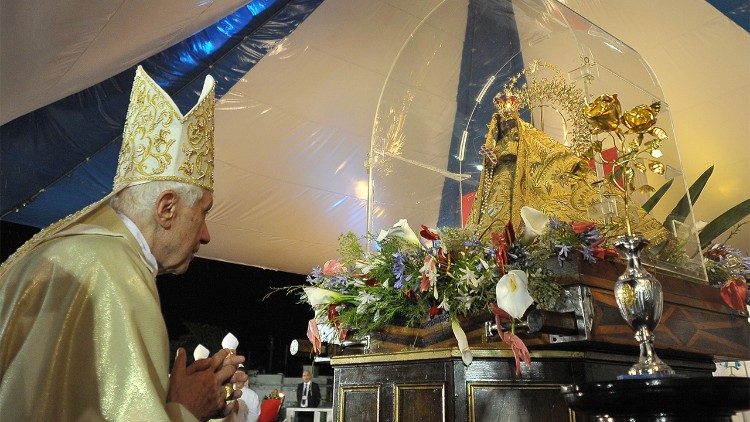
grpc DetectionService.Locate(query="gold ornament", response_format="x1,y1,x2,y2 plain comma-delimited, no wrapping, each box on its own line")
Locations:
621,102,660,134
494,60,593,157
223,384,234,401
583,94,622,134
581,94,669,236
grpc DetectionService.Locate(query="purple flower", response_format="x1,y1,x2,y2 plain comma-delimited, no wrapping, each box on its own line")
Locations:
465,237,483,249
581,227,602,244
581,246,596,263
556,244,572,266
328,275,349,289
392,252,406,288
307,266,323,283
549,217,563,230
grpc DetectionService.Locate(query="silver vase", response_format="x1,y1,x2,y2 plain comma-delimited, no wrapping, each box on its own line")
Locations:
613,234,675,376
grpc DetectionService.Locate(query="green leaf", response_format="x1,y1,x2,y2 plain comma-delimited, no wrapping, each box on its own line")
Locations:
642,178,674,213
664,165,714,227
699,199,750,248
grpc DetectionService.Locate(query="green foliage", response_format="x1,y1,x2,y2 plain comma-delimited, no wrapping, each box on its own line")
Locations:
643,164,750,248
664,165,713,228
642,179,673,213
699,199,750,248
337,232,364,268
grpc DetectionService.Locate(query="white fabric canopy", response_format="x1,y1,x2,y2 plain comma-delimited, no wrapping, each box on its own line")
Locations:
1,0,748,275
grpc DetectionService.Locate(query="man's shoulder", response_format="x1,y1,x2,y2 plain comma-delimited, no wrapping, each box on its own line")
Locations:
44,227,136,261
3,222,145,282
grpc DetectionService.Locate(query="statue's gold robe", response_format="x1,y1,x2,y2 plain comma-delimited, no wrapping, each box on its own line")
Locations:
0,205,197,421
468,114,668,244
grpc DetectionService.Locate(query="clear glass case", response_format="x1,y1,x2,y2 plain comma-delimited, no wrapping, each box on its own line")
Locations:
367,0,707,281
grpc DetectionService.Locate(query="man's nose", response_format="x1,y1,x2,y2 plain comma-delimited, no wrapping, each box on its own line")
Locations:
200,222,211,244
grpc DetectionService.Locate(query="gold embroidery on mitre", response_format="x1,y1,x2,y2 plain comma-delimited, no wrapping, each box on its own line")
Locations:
114,66,216,191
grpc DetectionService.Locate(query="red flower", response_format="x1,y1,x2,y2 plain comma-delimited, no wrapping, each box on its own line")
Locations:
322,259,347,276
490,303,512,327
404,289,419,304
571,221,596,234
591,244,618,260
327,303,340,327
492,232,509,276
720,277,748,311
501,330,531,377
306,319,322,354
420,225,441,241
429,306,442,319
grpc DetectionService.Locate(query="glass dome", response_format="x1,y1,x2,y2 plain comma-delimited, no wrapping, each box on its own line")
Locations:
367,0,707,281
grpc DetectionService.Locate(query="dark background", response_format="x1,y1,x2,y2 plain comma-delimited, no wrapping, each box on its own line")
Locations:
1,220,325,377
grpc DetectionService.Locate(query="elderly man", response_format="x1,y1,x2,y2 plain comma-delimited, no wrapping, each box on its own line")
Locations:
0,66,246,421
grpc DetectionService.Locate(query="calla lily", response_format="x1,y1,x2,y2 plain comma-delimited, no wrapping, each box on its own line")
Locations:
496,270,534,319
451,317,473,366
520,206,550,244
303,286,342,307
376,219,421,246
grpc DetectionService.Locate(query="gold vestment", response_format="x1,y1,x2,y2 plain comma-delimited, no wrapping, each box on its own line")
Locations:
467,114,668,243
0,205,197,421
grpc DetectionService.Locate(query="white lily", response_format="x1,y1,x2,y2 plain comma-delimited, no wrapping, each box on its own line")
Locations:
451,317,473,366
495,270,534,319
303,286,342,307
459,268,481,289
376,219,421,246
520,206,550,244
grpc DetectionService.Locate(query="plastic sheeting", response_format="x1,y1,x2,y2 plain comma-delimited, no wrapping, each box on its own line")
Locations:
1,0,318,218
1,0,748,275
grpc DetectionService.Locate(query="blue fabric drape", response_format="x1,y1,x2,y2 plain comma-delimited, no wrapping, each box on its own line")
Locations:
1,0,324,225
437,0,526,227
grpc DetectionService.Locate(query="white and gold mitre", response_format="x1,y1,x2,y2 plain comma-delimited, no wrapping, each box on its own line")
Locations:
114,66,216,191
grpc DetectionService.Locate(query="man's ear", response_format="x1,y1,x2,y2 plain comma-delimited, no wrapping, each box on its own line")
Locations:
155,190,179,229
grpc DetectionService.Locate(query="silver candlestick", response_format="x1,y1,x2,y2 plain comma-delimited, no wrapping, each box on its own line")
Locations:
613,234,675,376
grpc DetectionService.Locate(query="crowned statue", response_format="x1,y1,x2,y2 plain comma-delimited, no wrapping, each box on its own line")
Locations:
466,63,668,245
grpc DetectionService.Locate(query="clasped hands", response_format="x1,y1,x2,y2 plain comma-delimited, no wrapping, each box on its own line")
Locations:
168,347,248,421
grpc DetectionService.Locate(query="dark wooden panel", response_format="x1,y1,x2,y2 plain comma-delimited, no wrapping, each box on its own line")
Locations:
468,383,573,422
339,385,379,422
395,383,445,421
589,288,750,358
332,351,719,421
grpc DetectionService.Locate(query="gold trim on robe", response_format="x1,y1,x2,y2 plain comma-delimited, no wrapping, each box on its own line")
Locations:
0,205,197,421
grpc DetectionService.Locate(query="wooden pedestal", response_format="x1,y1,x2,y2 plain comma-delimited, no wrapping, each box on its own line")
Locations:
331,348,719,421
329,257,750,421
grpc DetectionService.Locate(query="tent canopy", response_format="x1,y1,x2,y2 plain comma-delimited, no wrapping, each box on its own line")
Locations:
1,0,748,275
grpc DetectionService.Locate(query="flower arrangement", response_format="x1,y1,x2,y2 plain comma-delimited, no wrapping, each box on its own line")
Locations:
295,207,617,374
703,224,750,311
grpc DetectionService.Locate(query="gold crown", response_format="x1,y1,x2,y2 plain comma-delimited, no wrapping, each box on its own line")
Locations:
493,60,592,156
114,66,216,191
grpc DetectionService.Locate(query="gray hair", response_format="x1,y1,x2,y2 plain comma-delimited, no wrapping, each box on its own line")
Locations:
110,181,204,224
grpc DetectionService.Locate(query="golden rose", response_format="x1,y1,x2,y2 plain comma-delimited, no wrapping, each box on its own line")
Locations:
583,94,621,133
621,104,658,133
